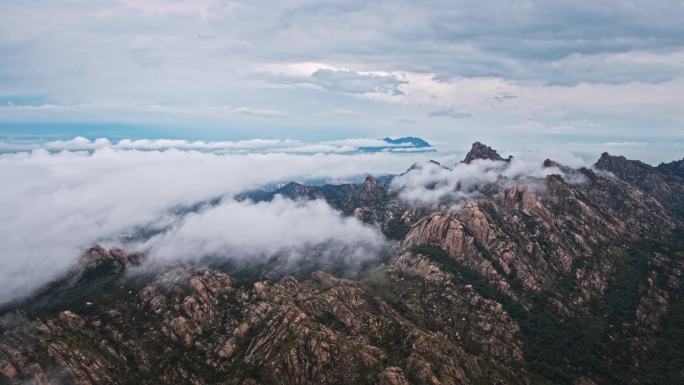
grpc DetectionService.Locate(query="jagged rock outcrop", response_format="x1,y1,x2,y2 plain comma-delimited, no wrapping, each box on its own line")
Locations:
657,158,684,178
79,245,143,272
462,141,512,164
595,152,684,215
0,263,531,385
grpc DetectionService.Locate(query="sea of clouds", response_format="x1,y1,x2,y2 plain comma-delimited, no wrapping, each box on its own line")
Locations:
0,137,592,304
0,136,433,154
0,138,437,304
138,196,387,268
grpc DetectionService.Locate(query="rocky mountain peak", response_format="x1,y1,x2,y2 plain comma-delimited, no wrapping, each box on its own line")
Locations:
657,158,684,179
542,159,560,168
595,152,626,167
276,182,317,199
542,158,583,177
78,245,142,272
404,160,447,175
594,152,651,179
462,142,511,164
362,175,378,193
595,152,684,214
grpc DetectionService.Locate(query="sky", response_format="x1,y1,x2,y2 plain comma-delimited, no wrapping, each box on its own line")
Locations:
0,0,683,162
1,0,683,302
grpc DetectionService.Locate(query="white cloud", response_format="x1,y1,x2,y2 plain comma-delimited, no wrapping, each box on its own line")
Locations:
427,106,473,119
138,196,386,266
0,136,432,154
602,141,647,147
1,0,684,146
0,144,425,304
233,106,288,118
119,0,233,17
261,64,408,97
332,108,362,117
308,68,407,95
391,155,586,206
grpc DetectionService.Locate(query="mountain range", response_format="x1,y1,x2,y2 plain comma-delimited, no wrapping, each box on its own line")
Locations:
1,142,683,385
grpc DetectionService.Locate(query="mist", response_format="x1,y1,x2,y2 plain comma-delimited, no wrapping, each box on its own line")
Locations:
391,154,588,206
0,137,597,304
0,142,419,304
135,196,386,268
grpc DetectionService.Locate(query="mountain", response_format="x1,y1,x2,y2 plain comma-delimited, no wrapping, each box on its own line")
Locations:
462,141,512,164
1,143,683,385
357,137,435,153
382,137,432,148
657,158,684,179
595,152,684,216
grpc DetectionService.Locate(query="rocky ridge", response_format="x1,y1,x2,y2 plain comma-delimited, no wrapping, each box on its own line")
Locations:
461,142,512,164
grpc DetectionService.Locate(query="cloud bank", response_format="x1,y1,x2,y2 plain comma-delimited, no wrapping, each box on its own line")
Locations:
391,155,587,206
0,136,434,154
0,143,426,304
138,196,386,267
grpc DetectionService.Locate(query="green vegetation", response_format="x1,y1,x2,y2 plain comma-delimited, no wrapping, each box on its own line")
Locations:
641,296,684,385
602,239,653,325
414,238,684,385
0,260,154,319
386,217,411,240
629,229,684,385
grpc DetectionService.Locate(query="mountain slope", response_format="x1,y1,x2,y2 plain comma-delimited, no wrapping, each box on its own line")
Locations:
595,152,684,216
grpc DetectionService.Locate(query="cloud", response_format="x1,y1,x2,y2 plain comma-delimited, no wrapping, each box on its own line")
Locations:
260,65,408,97
249,1,684,85
492,94,516,102
0,102,288,119
138,196,386,267
392,117,419,124
332,108,362,117
307,69,406,95
119,0,231,17
0,136,432,154
0,143,427,304
515,50,684,86
601,141,647,147
427,107,473,119
1,1,684,198
2,1,684,92
233,106,288,118
391,155,586,206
